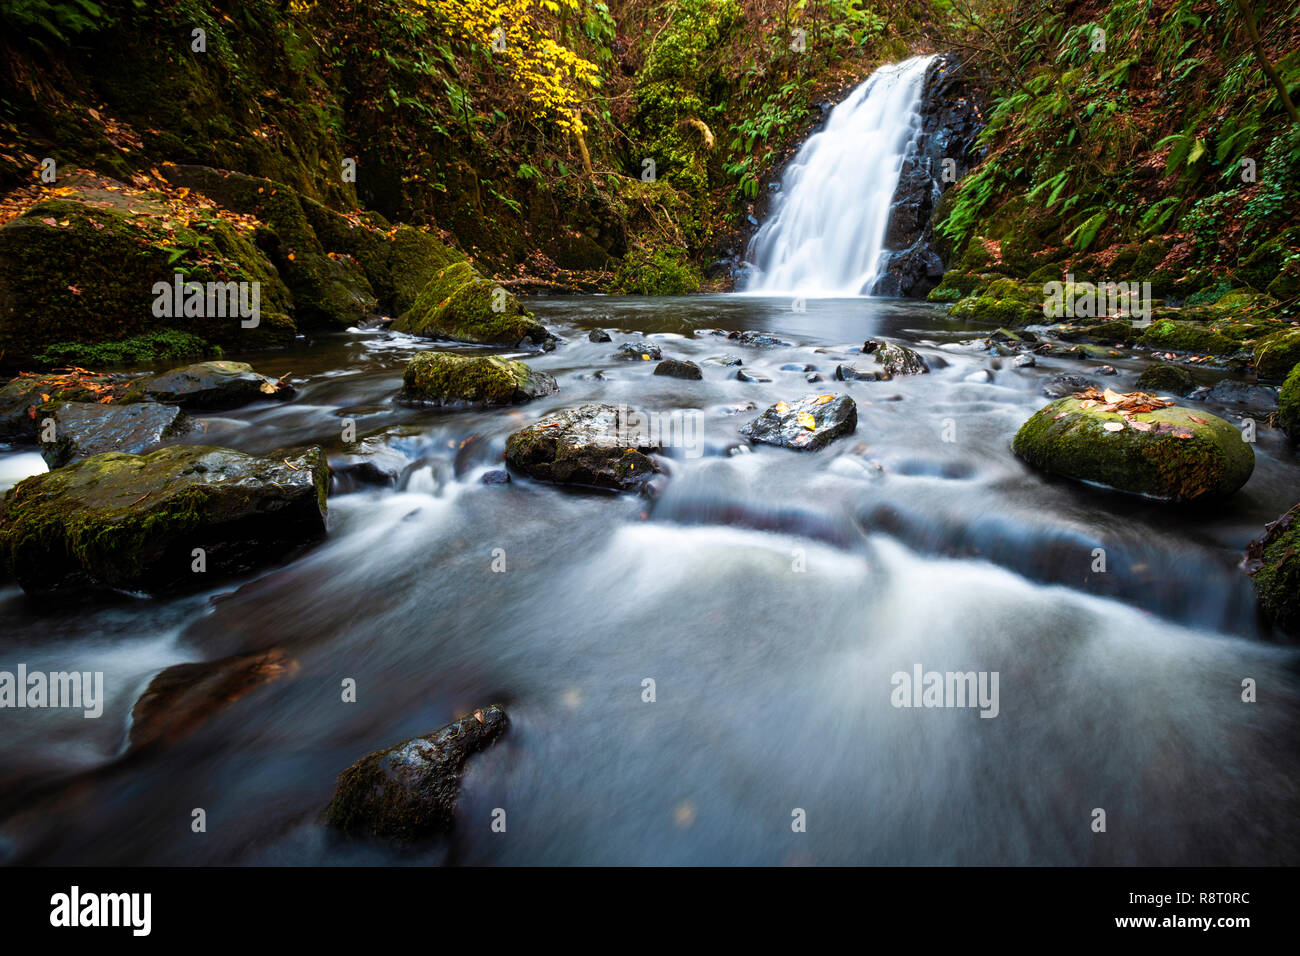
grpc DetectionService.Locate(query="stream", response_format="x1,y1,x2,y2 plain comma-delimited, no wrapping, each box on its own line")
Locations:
2,293,1297,865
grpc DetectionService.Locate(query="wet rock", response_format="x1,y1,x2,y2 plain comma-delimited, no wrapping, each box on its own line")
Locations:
1279,364,1300,442
505,404,662,491
481,469,511,485
325,705,509,842
391,260,553,348
1244,505,1300,636
1206,379,1278,411
703,354,743,367
399,351,557,406
727,330,793,348
1041,374,1098,399
836,363,881,382
129,650,298,751
782,363,815,372
38,401,191,468
330,458,399,493
736,368,772,383
124,361,290,410
0,445,329,594
1013,398,1253,502
613,342,663,362
805,372,823,383
871,341,929,377
587,328,612,343
0,371,136,442
1013,354,1036,368
1135,363,1195,396
1253,328,1300,380
653,358,703,380
991,327,1037,344
741,394,857,451
1097,365,1117,376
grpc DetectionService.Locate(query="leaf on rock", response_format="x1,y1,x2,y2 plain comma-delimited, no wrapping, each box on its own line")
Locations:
1102,422,1124,432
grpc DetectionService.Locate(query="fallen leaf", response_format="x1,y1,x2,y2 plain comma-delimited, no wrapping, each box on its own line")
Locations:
815,394,834,405
796,412,816,430
1102,422,1124,432
1189,416,1209,425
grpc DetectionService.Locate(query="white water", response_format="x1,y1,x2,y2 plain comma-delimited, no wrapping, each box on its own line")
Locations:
742,54,937,297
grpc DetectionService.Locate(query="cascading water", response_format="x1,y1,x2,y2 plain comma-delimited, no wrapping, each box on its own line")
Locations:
742,54,937,297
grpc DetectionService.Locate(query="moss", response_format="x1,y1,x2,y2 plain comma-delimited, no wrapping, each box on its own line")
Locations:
1079,321,1136,345
1266,260,1300,300
1278,363,1300,442
33,330,218,369
1248,505,1300,635
927,286,963,302
1135,363,1195,395
612,247,702,295
950,291,1040,326
392,261,550,346
400,351,553,405
1012,397,1254,502
1254,328,1300,380
1027,263,1063,284
1138,320,1237,355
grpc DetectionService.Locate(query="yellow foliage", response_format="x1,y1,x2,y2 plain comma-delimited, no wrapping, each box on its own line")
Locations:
413,0,601,134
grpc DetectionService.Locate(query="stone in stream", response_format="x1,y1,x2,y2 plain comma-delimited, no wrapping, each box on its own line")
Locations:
1205,379,1277,411
1012,397,1253,502
726,330,793,348
868,341,929,377
391,260,554,348
1244,504,1300,636
836,363,882,382
324,705,509,841
38,401,192,467
703,354,743,367
480,469,511,485
1279,364,1300,441
0,445,329,594
613,342,663,361
587,328,612,342
653,358,703,380
1135,363,1195,396
1013,354,1036,368
505,404,662,492
0,370,137,441
124,361,291,409
1041,374,1098,399
128,649,299,752
398,351,557,406
736,368,772,383
741,394,857,451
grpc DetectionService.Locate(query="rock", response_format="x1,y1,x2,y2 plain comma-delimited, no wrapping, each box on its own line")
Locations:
805,372,823,383
123,361,289,409
653,359,703,380
872,341,930,377
736,368,772,383
1254,328,1300,380
1244,505,1300,636
38,401,191,468
505,404,662,491
329,458,399,493
129,650,298,751
726,330,793,348
836,364,881,382
1097,365,1117,376
703,354,743,367
1279,364,1300,442
1135,363,1195,396
587,328,612,342
991,327,1037,344
391,260,552,348
1138,320,1236,356
399,352,557,406
1041,374,1097,398
0,371,136,442
781,363,815,372
0,445,329,594
480,469,511,485
1013,354,1036,368
1012,398,1253,502
1207,379,1278,411
613,342,663,361
325,705,509,842
741,394,857,451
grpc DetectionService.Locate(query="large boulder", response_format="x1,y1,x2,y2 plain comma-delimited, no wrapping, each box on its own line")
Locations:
123,361,289,409
0,445,328,594
505,404,662,491
325,705,509,841
399,352,557,406
1254,328,1300,381
38,401,191,467
741,394,857,450
0,370,136,441
391,260,551,347
1279,363,1300,442
1013,392,1253,502
1244,505,1300,636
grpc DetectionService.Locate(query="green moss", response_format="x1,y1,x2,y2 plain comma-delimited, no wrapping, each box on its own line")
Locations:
1013,397,1254,502
1135,363,1195,395
927,285,963,302
1278,363,1300,441
33,330,217,369
612,247,702,295
392,261,550,346
1079,321,1136,345
1254,328,1300,380
1138,320,1237,355
1249,505,1300,635
401,351,552,405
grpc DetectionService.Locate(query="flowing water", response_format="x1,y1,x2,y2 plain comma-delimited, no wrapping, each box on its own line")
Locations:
743,55,937,296
1,295,1297,865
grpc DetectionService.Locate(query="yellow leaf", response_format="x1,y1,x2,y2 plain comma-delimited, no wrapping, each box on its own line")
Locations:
775,402,789,414
797,412,816,430
1102,388,1123,404
815,394,834,404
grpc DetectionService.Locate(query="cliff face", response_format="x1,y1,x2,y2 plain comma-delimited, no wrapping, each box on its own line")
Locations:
869,56,985,298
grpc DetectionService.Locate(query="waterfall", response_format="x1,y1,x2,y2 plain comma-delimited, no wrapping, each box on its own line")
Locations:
741,54,938,297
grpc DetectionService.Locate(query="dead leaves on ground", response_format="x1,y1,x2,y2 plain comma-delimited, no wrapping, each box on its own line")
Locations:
1058,386,1197,439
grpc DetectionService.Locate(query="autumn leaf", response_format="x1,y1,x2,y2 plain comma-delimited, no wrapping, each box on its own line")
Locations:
1102,422,1124,432
815,394,834,405
796,412,816,430
1189,416,1209,425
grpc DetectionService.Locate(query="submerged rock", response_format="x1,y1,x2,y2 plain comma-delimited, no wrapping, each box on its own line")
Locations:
726,330,793,348
587,328,612,343
399,351,557,406
613,342,663,361
741,394,857,450
123,361,290,409
653,358,703,380
505,404,662,491
1012,397,1253,502
736,368,772,383
1206,379,1277,411
836,363,881,382
325,705,509,841
1041,374,1098,399
39,401,191,467
1244,505,1300,636
1135,363,1195,396
0,445,328,594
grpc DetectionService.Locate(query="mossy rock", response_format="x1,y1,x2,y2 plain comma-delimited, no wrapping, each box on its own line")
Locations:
505,404,661,492
1254,328,1300,380
926,285,963,303
0,191,295,366
950,292,1039,326
1138,320,1236,356
1135,363,1195,396
1245,505,1300,636
0,444,328,594
399,351,557,406
1079,321,1136,345
1278,363,1300,442
1266,260,1300,300
935,270,985,295
1012,397,1253,502
123,360,285,409
392,261,552,347
1027,263,1064,284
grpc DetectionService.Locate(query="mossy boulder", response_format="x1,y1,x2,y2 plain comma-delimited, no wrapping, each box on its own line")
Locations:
392,260,552,348
0,444,328,594
1278,363,1300,442
1138,320,1236,356
123,360,287,409
1135,363,1196,396
1244,505,1300,636
1254,328,1300,381
505,404,662,491
949,285,1040,326
1012,397,1254,502
1079,321,1136,345
325,705,509,842
0,188,296,366
38,401,191,467
399,351,557,406
0,370,136,441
